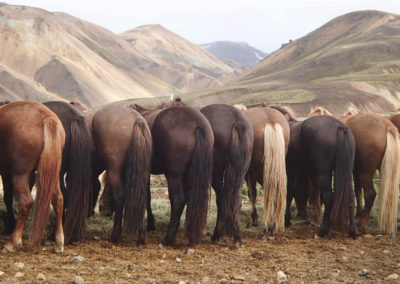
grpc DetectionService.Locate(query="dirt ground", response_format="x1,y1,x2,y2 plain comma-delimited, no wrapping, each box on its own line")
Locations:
0,187,400,284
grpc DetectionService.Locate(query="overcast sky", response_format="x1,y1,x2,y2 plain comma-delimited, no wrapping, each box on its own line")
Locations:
4,0,400,52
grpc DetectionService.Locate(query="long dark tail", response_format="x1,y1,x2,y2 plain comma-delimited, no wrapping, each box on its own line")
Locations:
63,117,92,244
220,121,253,236
30,117,64,244
122,119,152,235
331,126,355,229
185,125,213,245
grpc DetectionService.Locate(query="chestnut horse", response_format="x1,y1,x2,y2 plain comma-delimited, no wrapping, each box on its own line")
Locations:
282,113,357,238
89,102,152,244
236,105,290,235
309,107,400,236
0,101,65,252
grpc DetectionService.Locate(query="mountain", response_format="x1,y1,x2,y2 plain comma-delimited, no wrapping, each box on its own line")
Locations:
0,4,241,106
119,25,244,93
188,10,400,116
200,41,268,67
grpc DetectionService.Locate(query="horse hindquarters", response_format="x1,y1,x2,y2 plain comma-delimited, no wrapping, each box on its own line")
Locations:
63,117,92,244
263,123,287,234
378,126,400,236
185,126,213,246
331,127,356,239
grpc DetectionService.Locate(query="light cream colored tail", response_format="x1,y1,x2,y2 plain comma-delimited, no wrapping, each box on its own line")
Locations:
379,125,400,237
263,123,287,233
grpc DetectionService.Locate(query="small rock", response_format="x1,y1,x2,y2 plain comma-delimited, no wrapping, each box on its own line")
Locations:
74,275,84,284
313,234,320,239
37,273,46,281
144,278,156,284
360,251,365,255
337,246,347,251
175,257,182,263
363,234,373,238
73,255,84,262
93,236,100,241
0,271,4,277
14,262,25,269
159,260,165,264
234,275,245,281
358,269,368,276
178,281,185,284
383,249,390,255
15,272,24,278
277,271,287,282
385,273,399,280
331,269,340,278
202,276,210,282
158,243,164,248
162,253,167,259
342,256,348,262
218,278,228,283
185,248,195,255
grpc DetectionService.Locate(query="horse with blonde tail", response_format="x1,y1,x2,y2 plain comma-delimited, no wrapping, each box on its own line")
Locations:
0,101,65,252
236,105,289,235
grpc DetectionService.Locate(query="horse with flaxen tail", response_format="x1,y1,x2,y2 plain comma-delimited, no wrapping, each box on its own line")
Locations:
43,101,92,244
0,101,65,252
236,105,289,235
200,104,253,244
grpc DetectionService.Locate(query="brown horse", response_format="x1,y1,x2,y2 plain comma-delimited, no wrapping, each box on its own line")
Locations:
88,102,152,244
273,107,356,238
236,105,290,235
0,101,65,252
309,107,400,236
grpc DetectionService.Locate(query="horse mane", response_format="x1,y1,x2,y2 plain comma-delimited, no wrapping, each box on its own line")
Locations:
344,106,360,116
70,101,88,112
233,104,248,111
269,105,298,122
158,97,186,109
309,106,333,117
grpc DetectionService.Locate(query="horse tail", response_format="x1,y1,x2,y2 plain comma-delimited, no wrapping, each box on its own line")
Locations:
220,121,253,236
331,126,355,229
263,123,287,233
379,125,400,236
30,116,65,244
185,125,213,245
122,119,152,236
63,117,92,244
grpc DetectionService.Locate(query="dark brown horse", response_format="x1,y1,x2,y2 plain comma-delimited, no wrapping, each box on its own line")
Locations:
0,101,65,252
87,102,152,244
235,105,289,235
276,108,357,238
309,107,400,236
200,104,253,244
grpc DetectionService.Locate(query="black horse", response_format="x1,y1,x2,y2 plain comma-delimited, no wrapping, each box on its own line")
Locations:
283,114,356,238
3,101,92,244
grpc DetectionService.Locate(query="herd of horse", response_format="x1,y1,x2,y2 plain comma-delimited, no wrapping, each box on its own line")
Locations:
0,98,399,253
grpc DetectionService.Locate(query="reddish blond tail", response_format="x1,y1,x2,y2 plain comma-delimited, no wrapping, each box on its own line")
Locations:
263,123,287,233
379,125,400,237
29,116,65,244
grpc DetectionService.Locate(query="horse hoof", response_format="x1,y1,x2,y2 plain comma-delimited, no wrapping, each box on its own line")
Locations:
3,242,15,253
136,238,146,246
162,238,176,247
318,229,328,238
54,245,64,253
147,223,156,231
210,234,219,243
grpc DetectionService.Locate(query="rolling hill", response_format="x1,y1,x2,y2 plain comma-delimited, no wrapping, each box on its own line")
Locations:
187,10,400,116
200,41,268,68
0,4,241,106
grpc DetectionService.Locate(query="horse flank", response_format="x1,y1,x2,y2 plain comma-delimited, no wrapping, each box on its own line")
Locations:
263,123,287,233
30,116,65,244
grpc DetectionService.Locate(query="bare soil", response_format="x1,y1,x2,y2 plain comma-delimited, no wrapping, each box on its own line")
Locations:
0,188,399,284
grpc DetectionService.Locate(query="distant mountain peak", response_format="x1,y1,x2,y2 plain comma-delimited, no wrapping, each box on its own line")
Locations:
200,41,268,68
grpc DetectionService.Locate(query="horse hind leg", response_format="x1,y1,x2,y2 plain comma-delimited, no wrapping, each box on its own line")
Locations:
3,174,33,252
354,173,363,218
162,174,185,246
358,173,376,233
211,167,224,243
245,171,258,227
108,169,124,243
146,178,155,231
51,183,64,253
2,175,16,234
313,175,333,238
